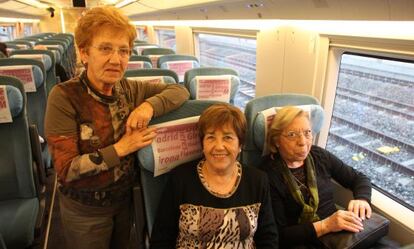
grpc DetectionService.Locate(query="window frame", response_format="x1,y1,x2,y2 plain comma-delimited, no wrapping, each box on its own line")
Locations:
154,26,176,49
192,29,258,109
316,34,414,232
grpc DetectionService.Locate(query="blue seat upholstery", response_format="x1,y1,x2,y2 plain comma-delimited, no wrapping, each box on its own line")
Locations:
124,68,179,84
0,77,40,249
0,58,51,169
141,48,175,68
128,55,153,70
133,44,159,55
158,55,200,83
184,67,240,104
134,100,218,240
10,49,57,94
241,94,323,167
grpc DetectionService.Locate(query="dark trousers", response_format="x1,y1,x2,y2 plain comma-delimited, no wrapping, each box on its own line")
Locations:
58,190,131,249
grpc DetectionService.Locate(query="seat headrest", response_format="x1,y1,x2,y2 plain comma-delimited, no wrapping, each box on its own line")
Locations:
0,65,44,91
136,100,219,176
0,85,24,119
188,75,240,103
10,54,52,71
253,104,324,154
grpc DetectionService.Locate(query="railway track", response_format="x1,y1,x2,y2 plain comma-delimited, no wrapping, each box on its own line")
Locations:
336,87,414,120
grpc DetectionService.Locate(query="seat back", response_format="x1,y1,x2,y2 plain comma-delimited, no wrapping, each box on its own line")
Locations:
0,76,42,249
0,76,35,199
184,67,240,104
124,68,179,84
0,58,47,137
5,40,33,49
133,44,158,55
141,48,175,68
241,94,324,167
10,49,56,93
135,100,218,237
128,55,153,70
158,54,200,83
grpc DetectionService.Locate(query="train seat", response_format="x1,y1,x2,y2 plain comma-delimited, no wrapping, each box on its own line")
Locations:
127,55,153,70
0,59,51,170
184,67,240,104
241,94,321,167
125,68,179,84
157,54,200,83
133,44,159,55
0,78,43,249
134,100,218,247
10,49,57,93
141,48,175,68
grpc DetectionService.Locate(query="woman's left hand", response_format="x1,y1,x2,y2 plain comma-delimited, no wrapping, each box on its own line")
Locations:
348,199,372,220
126,102,154,133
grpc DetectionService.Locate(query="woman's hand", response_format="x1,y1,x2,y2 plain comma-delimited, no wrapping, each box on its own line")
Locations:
348,199,372,220
114,127,157,157
322,210,364,233
126,102,154,133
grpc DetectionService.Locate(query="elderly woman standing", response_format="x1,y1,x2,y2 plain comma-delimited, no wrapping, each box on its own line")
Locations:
260,106,372,249
45,6,189,249
150,103,278,248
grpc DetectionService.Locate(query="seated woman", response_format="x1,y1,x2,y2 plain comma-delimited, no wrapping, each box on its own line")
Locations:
150,103,278,249
260,106,372,249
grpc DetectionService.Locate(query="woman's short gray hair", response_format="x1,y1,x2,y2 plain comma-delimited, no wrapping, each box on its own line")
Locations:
267,106,310,154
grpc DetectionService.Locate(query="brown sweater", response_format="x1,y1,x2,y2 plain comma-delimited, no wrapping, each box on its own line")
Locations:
45,72,189,194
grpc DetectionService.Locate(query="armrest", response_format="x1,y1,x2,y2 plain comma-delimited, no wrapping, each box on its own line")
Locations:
29,124,47,190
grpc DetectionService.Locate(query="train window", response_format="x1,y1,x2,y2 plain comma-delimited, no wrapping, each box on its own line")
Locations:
136,26,148,41
24,24,32,37
325,53,414,210
0,26,14,41
195,33,256,109
155,29,176,50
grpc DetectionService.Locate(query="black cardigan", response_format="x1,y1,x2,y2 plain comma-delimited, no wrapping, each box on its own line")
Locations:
150,160,279,249
259,145,371,248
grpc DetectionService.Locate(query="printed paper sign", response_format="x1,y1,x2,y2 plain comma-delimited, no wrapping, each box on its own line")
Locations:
0,65,36,92
260,105,311,155
166,61,194,82
0,85,12,123
134,45,157,55
151,116,202,176
11,54,47,65
128,76,164,84
196,75,231,102
127,61,144,70
149,55,161,68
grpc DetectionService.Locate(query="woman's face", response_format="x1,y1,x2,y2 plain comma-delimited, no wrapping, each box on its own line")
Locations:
276,115,313,167
202,123,241,174
80,26,130,95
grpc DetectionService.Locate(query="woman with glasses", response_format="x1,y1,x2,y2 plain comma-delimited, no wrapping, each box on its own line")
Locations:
45,6,189,249
259,106,372,249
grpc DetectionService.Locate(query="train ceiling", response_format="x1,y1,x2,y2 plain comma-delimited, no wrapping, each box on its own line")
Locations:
0,0,413,21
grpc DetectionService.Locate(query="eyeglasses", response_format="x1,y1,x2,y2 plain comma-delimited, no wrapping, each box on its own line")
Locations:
282,129,313,141
91,45,131,58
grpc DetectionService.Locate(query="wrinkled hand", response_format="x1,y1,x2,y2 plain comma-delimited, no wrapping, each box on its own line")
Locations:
114,127,157,157
323,210,364,233
348,199,372,220
126,102,154,133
